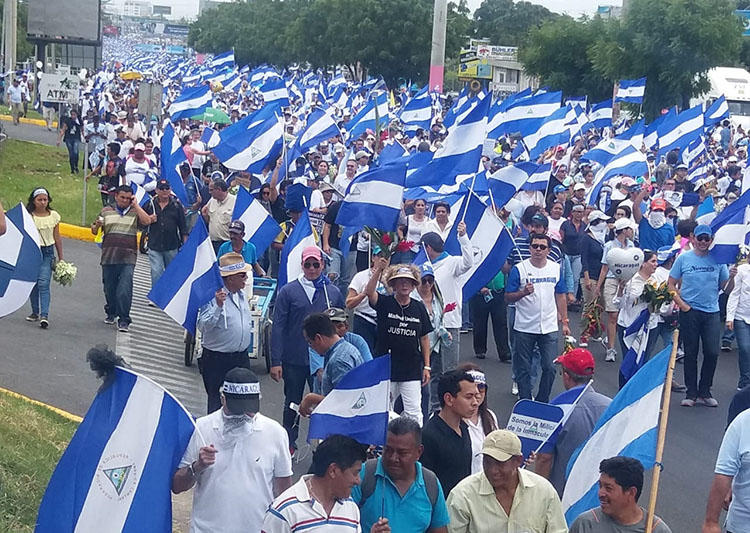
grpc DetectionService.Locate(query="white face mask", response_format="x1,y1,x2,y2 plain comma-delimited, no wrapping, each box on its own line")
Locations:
220,410,254,440
648,211,666,229
589,224,607,244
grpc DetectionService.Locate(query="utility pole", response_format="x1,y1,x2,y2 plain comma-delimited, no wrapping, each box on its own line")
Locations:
2,0,17,81
428,0,447,93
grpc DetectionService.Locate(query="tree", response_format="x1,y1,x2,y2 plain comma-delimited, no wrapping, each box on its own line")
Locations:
519,16,613,102
0,0,35,64
473,0,557,47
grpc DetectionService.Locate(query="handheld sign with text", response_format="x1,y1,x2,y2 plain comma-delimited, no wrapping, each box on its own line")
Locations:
506,399,564,458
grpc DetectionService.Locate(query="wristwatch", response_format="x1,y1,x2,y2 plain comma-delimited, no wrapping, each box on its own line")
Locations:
188,461,199,478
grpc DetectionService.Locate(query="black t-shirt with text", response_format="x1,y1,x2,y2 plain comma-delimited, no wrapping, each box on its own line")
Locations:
374,294,433,382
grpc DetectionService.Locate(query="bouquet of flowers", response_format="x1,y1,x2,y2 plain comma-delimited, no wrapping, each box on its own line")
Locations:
580,295,605,344
641,281,674,314
53,260,78,287
736,244,750,266
562,335,578,354
364,226,413,260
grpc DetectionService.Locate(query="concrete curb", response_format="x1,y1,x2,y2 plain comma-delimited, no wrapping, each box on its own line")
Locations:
60,222,96,242
0,386,83,423
0,114,56,128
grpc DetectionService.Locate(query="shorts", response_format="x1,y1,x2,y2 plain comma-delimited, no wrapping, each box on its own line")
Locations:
602,277,620,313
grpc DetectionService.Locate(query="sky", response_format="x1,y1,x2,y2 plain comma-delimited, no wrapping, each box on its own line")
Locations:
464,0,622,18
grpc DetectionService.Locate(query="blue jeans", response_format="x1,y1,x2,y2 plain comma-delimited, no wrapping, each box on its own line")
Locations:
65,139,80,172
102,263,135,326
30,245,55,317
679,309,721,399
148,248,178,286
513,330,558,402
735,320,750,390
564,254,582,299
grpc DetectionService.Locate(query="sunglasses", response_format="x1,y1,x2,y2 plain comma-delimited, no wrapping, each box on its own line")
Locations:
530,244,549,250
262,191,270,195
303,262,321,269
696,235,712,242
422,277,434,285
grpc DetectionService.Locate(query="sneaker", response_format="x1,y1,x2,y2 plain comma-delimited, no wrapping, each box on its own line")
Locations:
721,340,732,352
579,337,589,348
671,381,687,393
599,336,609,349
26,313,39,322
39,318,49,329
605,348,617,362
117,323,130,333
104,317,116,325
697,397,718,407
511,382,519,395
680,397,696,407
475,353,486,359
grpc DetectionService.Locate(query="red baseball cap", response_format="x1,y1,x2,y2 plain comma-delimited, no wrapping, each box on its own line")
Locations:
301,246,322,262
650,198,667,211
554,348,595,376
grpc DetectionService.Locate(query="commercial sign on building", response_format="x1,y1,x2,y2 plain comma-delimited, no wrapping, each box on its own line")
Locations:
39,73,79,104
458,58,492,79
476,45,518,62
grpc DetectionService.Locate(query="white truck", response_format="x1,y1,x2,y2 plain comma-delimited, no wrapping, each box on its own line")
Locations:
693,66,750,131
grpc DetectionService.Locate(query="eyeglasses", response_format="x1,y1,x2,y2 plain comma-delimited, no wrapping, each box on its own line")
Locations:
696,235,712,242
303,262,321,269
530,244,548,250
262,191,270,195
422,278,434,285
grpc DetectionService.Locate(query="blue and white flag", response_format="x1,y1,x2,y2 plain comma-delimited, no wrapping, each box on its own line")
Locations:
200,126,221,149
213,116,283,173
231,186,282,255
211,50,235,69
551,382,591,427
308,355,391,446
36,366,196,532
488,162,544,208
657,104,704,157
488,91,562,138
580,138,633,167
616,119,645,148
130,182,152,208
168,85,213,121
399,85,432,133
586,145,648,205
520,162,552,191
407,94,490,188
615,77,646,104
346,93,389,139
159,123,189,205
704,95,730,128
562,344,671,525
379,141,409,164
588,99,613,130
335,161,407,232
260,77,290,107
0,203,42,318
710,188,750,264
565,96,587,109
619,309,651,384
524,104,576,160
278,210,317,287
682,136,707,167
444,193,514,300
148,218,223,334
643,108,676,150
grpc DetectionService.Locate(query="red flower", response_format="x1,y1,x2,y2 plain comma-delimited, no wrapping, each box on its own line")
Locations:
396,240,415,252
444,302,457,313
381,234,392,246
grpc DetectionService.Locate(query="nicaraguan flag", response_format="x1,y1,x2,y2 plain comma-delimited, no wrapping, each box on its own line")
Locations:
520,162,552,191
200,126,221,149
586,145,648,205
214,116,283,173
615,77,646,104
346,93,390,140
488,90,562,138
551,382,591,427
562,344,671,525
335,161,407,232
231,186,282,255
588,99,613,130
407,94,490,188
657,104,704,157
147,218,223,334
260,77,290,107
159,123,189,205
616,119,645,148
278,210,317,287
643,108,676,150
130,182,152,208
211,50,235,69
565,96,587,109
580,137,633,167
524,104,577,160
704,95,729,127
619,309,652,384
399,85,432,133
682,136,706,167
36,366,195,532
488,162,543,208
446,92,485,133
223,72,243,92
710,188,750,264
0,203,42,318
379,141,409,164
168,85,213,121
444,193,513,300
308,355,391,446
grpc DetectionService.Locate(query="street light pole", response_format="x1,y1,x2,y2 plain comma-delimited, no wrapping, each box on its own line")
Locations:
428,0,447,94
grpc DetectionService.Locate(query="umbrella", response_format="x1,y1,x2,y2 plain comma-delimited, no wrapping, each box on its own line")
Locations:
119,71,142,80
191,107,231,124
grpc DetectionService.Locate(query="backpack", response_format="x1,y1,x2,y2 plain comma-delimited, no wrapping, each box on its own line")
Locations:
357,458,440,509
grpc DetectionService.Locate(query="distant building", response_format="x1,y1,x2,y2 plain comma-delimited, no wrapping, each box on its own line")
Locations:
597,5,623,19
457,39,536,97
104,0,237,21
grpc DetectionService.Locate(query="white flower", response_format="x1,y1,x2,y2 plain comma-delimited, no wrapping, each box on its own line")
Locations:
53,260,78,287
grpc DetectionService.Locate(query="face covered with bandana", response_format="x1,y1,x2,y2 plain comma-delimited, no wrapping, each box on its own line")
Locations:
648,210,667,229
219,370,261,441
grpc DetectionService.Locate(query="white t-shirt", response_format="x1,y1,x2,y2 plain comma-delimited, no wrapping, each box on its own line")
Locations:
423,218,452,242
509,258,566,335
190,139,207,169
124,157,154,188
465,411,498,474
180,411,293,533
348,269,380,324
432,233,473,329
405,215,428,251
309,189,326,210
548,217,564,243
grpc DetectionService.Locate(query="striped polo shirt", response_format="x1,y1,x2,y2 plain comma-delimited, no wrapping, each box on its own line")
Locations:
99,206,138,265
262,475,361,532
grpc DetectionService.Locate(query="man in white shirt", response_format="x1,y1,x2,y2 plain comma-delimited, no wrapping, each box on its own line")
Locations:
6,79,24,125
420,226,473,412
505,233,570,402
334,159,357,194
172,367,293,533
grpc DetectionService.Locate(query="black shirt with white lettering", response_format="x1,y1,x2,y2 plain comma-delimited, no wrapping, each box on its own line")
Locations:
374,294,433,382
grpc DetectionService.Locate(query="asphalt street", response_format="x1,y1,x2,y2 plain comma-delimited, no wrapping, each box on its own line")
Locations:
1,118,59,145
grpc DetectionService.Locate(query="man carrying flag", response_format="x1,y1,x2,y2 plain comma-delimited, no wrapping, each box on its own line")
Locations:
535,348,612,497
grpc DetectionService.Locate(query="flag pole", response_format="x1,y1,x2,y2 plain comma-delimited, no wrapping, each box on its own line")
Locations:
645,329,679,533
459,174,478,224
